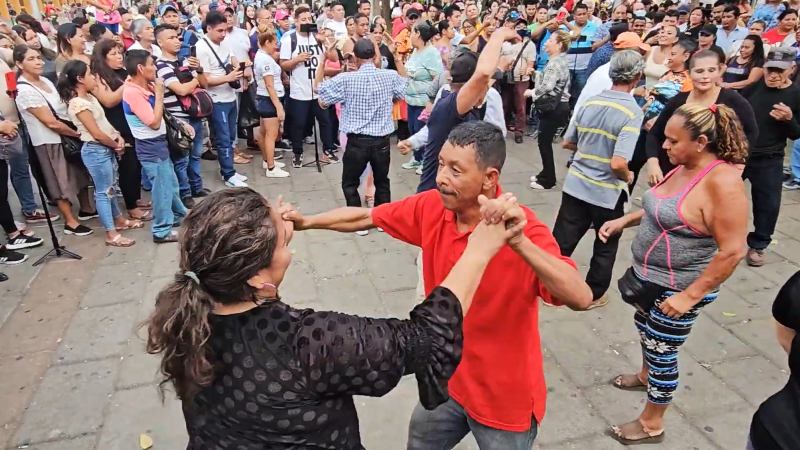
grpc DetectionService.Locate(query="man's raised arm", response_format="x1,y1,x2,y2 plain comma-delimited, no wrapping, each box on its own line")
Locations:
282,206,375,232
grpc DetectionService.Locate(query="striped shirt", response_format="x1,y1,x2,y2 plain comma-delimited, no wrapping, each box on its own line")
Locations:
562,89,643,209
155,57,189,118
564,21,598,72
122,80,168,162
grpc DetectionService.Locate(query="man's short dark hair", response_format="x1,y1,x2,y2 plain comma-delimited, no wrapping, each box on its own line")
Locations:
573,2,588,12
89,23,110,40
124,49,151,75
723,5,740,16
72,16,88,26
446,121,506,171
444,4,462,18
713,0,726,7
665,10,679,18
204,10,226,30
523,0,539,6
358,0,371,5
353,12,369,22
117,7,128,14
330,1,343,9
154,23,177,41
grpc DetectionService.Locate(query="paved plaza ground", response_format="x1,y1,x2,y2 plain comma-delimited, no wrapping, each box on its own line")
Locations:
1,137,799,450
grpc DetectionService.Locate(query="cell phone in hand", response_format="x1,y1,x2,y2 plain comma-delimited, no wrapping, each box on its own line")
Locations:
239,62,246,72
556,11,567,22
190,45,196,58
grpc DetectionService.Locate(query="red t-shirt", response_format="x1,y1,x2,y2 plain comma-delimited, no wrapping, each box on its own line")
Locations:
371,188,576,431
761,28,791,45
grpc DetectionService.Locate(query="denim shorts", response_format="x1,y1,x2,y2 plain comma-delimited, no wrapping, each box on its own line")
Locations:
255,95,278,119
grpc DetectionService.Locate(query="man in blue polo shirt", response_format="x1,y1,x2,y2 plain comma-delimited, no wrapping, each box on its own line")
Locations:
563,2,598,106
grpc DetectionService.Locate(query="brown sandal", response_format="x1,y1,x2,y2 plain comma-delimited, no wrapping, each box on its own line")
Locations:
129,210,153,221
116,219,144,231
609,420,665,445
105,234,136,247
234,154,250,164
135,200,152,209
611,373,647,391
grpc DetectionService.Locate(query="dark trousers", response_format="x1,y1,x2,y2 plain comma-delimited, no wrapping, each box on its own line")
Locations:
535,101,570,188
500,81,528,136
0,160,18,234
553,192,626,300
742,155,783,250
286,98,333,155
628,130,649,194
341,134,391,207
117,140,141,210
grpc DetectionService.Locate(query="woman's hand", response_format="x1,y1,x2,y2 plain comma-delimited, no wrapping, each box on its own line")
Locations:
467,220,511,258
277,107,285,122
598,217,626,243
0,120,18,137
658,291,697,318
477,194,527,247
647,158,664,186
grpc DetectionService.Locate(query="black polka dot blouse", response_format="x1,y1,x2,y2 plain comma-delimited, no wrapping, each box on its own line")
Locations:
183,286,463,449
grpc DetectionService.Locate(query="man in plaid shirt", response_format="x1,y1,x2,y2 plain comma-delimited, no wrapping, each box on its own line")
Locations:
316,38,407,210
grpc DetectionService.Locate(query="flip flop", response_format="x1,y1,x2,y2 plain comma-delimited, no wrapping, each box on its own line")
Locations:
105,234,136,247
136,200,152,209
116,219,144,231
234,154,250,164
611,373,647,391
608,420,665,445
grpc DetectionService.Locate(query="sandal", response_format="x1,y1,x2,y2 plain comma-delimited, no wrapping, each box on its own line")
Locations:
129,210,153,221
116,219,144,231
611,373,647,391
586,295,609,310
234,154,250,164
105,234,136,247
608,420,665,445
136,200,152,209
235,150,254,159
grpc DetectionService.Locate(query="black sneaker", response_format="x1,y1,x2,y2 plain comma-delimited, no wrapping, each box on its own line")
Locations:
201,149,217,161
274,151,284,160
153,231,179,244
324,149,340,163
514,135,523,144
0,272,7,282
182,196,196,209
77,210,99,221
276,140,291,149
192,188,212,198
292,154,302,168
0,247,28,265
6,233,44,250
64,223,94,236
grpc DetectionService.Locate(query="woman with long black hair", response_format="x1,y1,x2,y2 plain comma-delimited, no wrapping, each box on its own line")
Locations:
90,38,151,221
55,23,89,73
722,34,766,91
21,27,57,83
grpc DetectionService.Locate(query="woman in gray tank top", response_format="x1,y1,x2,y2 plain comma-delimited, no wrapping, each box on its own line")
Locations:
597,103,749,445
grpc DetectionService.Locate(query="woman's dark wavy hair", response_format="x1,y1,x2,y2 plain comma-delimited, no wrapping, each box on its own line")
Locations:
145,188,278,401
91,38,125,90
56,59,88,104
56,22,80,56
16,13,46,35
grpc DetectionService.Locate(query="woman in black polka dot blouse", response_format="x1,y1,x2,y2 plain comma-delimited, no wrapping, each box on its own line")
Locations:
145,188,520,449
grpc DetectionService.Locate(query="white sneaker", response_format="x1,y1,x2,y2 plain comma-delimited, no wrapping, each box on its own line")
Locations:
225,176,248,187
355,230,369,236
530,175,538,182
262,161,286,169
529,181,546,190
233,172,248,182
266,166,291,178
401,158,420,170
415,166,423,175
303,136,315,145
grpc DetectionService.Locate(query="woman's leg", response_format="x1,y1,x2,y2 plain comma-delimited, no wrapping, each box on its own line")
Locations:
118,141,143,213
536,112,558,188
81,145,123,241
261,117,280,169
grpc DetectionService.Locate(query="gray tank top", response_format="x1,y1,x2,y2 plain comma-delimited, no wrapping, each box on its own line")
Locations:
631,160,724,290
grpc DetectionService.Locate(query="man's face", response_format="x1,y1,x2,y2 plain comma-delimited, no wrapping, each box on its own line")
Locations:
139,56,156,81
162,10,179,27
721,11,736,28
332,4,345,20
573,8,588,25
712,6,724,23
449,10,462,28
765,66,792,88
121,13,132,31
663,15,677,27
140,23,154,42
525,4,536,18
466,4,478,19
156,28,180,54
207,22,227,43
632,18,646,34
278,17,290,31
436,142,490,212
356,17,369,36
405,14,419,28
632,2,645,15
224,11,236,29
198,5,209,19
297,11,312,29
612,5,626,21
256,10,271,30
358,2,371,16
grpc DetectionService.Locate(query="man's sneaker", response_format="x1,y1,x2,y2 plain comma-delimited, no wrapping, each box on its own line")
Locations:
225,176,248,187
276,140,291,149
303,136,315,145
530,175,538,182
232,172,248,182
355,230,369,236
401,159,421,170
192,188,212,198
324,149,340,163
746,248,765,267
24,209,60,224
262,161,286,169
529,181,549,190
292,154,303,168
182,197,196,209
266,166,291,178
6,233,43,250
153,231,179,244
77,210,99,221
64,223,94,236
0,247,28,265
783,179,800,190
415,166,423,175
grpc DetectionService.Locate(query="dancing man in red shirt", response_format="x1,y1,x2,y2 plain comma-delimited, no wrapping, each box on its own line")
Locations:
282,120,593,449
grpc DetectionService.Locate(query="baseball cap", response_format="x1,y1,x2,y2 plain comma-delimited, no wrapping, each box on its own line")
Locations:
275,10,290,20
406,8,421,19
699,23,717,36
613,32,651,52
677,5,689,14
450,50,478,83
764,46,796,70
159,3,179,16
353,39,376,59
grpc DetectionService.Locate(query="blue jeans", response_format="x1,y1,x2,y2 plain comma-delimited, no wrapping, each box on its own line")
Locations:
172,119,204,199
407,104,426,162
8,147,38,214
81,142,121,231
791,139,800,182
209,100,237,181
407,398,538,450
569,69,588,108
140,158,187,238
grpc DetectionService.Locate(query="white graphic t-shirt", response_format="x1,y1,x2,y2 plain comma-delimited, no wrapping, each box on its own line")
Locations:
279,31,323,101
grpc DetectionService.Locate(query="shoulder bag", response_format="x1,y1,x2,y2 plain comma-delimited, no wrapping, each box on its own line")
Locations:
18,81,83,164
202,38,241,90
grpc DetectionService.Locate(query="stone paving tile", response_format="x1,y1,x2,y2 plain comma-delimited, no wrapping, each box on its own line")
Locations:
728,318,790,370
707,356,788,407
697,406,757,450
307,238,365,278
364,250,418,293
536,390,607,446
671,356,751,417
13,359,117,446
316,273,388,317
0,353,50,448
683,314,758,363
20,435,98,450
379,288,418,319
80,263,151,308
55,302,139,364
116,340,161,390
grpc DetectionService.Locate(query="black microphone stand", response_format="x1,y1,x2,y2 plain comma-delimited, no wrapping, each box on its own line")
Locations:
7,87,82,266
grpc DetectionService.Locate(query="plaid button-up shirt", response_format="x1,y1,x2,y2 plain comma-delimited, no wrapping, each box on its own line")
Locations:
318,63,408,137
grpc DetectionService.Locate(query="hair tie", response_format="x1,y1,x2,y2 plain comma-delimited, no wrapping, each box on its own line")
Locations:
709,103,718,114
184,271,200,284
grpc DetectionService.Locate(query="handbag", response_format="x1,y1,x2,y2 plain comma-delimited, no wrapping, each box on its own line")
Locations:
202,38,241,90
0,130,23,160
238,82,261,129
164,111,193,157
617,267,667,313
534,93,560,113
18,81,83,164
503,40,530,84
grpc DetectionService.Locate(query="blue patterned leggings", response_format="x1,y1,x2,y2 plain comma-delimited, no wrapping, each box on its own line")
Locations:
633,290,718,405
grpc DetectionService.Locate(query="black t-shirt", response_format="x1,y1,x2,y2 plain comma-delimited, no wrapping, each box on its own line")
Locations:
100,68,133,141
750,332,800,448
743,81,800,157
